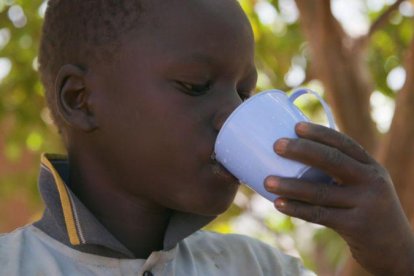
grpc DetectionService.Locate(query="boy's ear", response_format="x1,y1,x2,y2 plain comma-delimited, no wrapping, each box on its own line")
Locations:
55,64,98,132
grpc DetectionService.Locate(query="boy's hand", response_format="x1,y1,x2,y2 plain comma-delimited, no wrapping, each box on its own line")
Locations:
264,122,414,275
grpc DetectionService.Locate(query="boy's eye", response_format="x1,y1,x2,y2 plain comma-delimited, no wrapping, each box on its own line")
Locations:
176,81,212,96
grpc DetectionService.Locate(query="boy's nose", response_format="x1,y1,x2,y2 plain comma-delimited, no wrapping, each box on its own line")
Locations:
212,92,243,132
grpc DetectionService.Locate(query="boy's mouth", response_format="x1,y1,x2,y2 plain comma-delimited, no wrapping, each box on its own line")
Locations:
210,152,217,162
210,152,239,183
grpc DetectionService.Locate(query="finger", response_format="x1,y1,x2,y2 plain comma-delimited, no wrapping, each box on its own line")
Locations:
274,198,349,229
295,122,376,165
264,176,354,208
274,138,368,183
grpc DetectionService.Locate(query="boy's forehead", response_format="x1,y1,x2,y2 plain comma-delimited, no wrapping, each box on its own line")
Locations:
102,0,255,75
146,0,244,15
143,0,251,33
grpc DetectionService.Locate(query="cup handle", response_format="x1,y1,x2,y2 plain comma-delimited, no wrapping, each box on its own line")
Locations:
288,88,336,129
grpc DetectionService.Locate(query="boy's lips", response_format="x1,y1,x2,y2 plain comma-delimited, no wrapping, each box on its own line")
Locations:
210,152,239,183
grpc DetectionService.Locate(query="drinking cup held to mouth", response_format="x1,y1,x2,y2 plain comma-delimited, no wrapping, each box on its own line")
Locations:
214,88,336,202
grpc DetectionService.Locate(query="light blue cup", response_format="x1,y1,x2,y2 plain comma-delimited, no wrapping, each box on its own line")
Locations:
214,88,336,201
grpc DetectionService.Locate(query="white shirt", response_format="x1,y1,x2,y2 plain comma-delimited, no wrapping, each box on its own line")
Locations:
1,225,314,276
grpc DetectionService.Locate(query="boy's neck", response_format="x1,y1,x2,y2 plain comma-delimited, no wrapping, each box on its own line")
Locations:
68,158,173,258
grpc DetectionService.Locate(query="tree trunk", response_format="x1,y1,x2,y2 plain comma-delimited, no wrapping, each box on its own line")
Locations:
378,38,414,222
294,1,414,275
294,0,379,154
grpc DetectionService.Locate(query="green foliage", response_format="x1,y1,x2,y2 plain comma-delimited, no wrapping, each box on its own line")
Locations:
0,0,62,217
0,0,61,157
241,0,306,92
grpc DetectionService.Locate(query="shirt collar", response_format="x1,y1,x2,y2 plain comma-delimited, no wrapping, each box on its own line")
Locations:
35,153,216,258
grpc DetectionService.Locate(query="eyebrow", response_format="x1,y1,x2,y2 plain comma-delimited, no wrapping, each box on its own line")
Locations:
171,52,257,82
174,53,215,66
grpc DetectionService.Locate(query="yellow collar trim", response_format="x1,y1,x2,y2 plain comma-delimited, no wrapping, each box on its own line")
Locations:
40,153,81,245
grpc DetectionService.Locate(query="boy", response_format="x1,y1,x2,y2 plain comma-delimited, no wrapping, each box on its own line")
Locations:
1,0,413,275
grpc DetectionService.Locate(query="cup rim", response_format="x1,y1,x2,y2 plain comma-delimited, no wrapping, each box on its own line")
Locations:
215,89,286,143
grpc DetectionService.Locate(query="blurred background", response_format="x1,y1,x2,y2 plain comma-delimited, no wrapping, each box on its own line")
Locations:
1,0,413,275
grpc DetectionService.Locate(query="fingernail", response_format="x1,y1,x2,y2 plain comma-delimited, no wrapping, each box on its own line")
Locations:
265,177,279,191
275,139,289,154
275,199,286,210
296,122,309,135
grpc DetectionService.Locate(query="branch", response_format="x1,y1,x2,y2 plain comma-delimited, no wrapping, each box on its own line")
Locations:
360,0,405,43
355,0,404,52
295,0,379,152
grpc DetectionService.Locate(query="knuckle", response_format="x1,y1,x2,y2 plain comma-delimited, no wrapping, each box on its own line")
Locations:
313,124,329,137
325,148,343,165
314,182,329,205
367,165,391,186
344,209,364,234
288,201,304,219
338,133,352,148
311,206,327,224
368,173,392,200
286,139,301,152
367,165,380,178
291,201,299,215
361,147,374,161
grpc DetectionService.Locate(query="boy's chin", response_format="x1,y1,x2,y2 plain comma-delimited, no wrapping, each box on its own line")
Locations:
180,191,238,217
193,204,231,217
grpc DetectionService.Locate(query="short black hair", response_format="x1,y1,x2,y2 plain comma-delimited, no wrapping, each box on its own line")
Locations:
38,0,144,128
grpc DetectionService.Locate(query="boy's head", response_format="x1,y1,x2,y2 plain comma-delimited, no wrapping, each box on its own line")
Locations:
39,0,257,216
39,0,145,128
